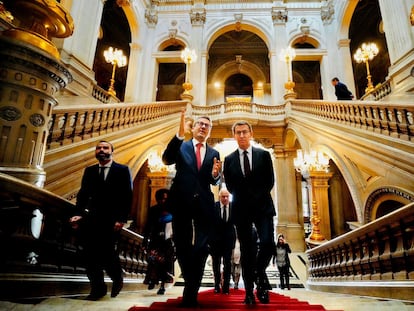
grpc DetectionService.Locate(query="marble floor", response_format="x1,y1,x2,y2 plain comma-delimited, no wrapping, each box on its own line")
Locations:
1,253,413,311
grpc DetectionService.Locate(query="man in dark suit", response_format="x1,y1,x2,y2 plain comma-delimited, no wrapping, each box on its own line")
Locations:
331,77,353,100
162,110,221,307
210,188,236,295
223,120,275,305
69,140,133,300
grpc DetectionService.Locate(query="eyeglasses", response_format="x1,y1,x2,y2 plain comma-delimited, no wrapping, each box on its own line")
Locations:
234,130,250,136
195,121,211,129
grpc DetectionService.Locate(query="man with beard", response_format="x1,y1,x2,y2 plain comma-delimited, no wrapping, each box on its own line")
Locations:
70,140,133,300
162,109,221,307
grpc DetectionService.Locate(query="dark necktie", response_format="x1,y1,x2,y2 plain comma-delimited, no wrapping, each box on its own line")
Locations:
223,206,227,222
99,166,105,181
196,143,202,170
243,150,251,177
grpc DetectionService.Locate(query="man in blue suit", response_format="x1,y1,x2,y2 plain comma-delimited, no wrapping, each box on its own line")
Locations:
210,188,236,295
223,120,275,305
162,110,221,307
70,140,133,300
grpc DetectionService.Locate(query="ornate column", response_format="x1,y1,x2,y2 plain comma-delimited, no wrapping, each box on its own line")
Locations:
306,171,333,243
293,149,332,246
0,0,73,187
135,152,175,233
147,171,174,207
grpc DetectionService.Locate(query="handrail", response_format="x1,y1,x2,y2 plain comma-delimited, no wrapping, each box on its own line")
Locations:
48,100,186,149
289,100,414,141
48,99,413,152
306,203,414,300
0,172,147,279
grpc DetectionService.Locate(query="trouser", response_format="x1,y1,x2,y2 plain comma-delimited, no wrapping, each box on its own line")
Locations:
173,213,209,303
211,248,233,289
278,265,290,289
236,216,274,293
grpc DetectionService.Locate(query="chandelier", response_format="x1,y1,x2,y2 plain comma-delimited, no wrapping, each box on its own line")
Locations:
293,149,330,176
148,152,175,173
103,47,127,97
353,42,379,93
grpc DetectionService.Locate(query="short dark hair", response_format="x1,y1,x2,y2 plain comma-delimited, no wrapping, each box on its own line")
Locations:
155,188,169,202
231,120,252,134
331,77,339,82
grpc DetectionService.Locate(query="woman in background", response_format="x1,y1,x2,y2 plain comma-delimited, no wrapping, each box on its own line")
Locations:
272,234,292,290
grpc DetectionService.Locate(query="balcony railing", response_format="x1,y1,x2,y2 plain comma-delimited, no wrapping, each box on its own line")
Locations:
289,100,414,141
306,203,414,301
0,172,147,299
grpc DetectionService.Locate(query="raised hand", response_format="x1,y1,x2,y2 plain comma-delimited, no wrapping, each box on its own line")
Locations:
212,157,222,178
178,108,186,137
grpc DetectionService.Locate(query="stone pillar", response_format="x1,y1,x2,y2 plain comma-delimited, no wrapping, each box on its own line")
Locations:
147,171,174,206
134,170,174,234
274,148,305,251
0,0,73,187
307,171,333,242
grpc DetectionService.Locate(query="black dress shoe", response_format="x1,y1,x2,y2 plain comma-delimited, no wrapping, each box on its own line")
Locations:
214,285,221,294
111,278,123,297
222,287,230,294
256,289,269,304
244,292,256,305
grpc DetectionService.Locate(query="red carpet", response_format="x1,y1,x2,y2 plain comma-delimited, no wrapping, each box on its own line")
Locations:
128,289,342,311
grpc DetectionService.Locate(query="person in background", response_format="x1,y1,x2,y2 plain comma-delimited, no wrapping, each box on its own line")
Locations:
143,188,175,295
331,77,353,100
69,140,133,300
231,238,241,290
223,120,276,305
162,109,221,308
272,234,292,290
210,188,236,295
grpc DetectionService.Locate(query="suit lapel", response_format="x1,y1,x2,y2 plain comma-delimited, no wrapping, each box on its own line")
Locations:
232,150,244,177
182,140,198,172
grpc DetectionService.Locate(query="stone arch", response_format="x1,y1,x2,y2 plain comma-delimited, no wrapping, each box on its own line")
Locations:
338,1,359,41
158,39,186,51
291,35,321,49
284,126,364,223
364,187,414,223
211,60,266,89
204,21,272,52
119,3,139,41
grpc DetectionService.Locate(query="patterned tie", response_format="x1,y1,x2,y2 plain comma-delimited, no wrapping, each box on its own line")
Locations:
243,150,251,177
196,143,202,170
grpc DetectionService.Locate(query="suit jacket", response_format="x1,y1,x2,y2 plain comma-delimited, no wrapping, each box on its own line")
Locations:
335,82,353,100
76,161,133,231
162,136,220,220
209,202,236,251
223,146,275,224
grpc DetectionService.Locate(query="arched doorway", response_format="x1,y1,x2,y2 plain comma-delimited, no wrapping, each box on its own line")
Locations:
349,0,390,98
93,0,131,101
224,74,253,100
156,43,186,101
207,30,270,105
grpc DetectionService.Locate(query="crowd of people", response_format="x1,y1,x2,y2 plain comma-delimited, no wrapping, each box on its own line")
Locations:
69,110,293,306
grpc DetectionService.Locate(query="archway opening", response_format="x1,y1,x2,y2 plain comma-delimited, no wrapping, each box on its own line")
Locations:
224,74,253,99
93,0,131,101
